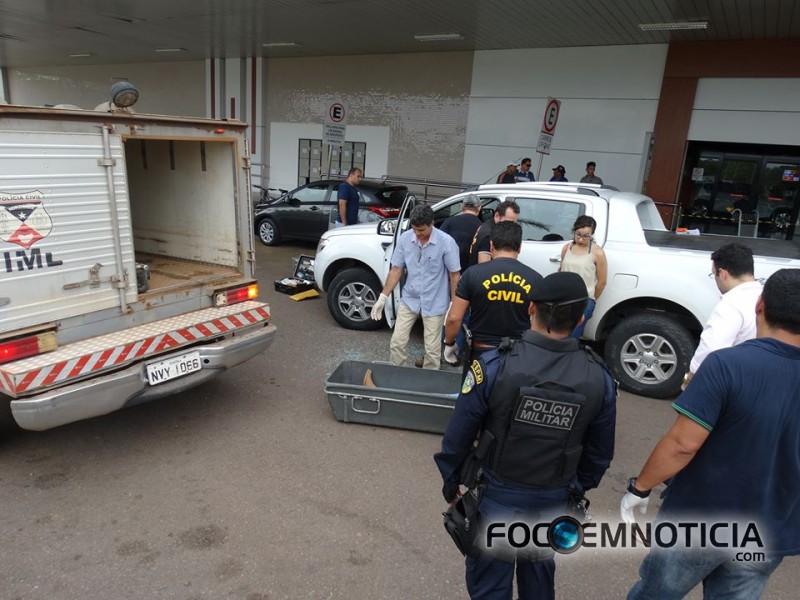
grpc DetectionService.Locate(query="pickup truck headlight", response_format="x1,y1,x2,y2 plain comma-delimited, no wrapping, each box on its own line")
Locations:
316,238,329,254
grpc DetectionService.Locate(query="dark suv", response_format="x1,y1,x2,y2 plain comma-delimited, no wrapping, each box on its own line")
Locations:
254,179,408,246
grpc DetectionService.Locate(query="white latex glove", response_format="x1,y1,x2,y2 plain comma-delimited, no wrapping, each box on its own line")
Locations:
371,293,388,321
620,492,649,524
443,344,459,365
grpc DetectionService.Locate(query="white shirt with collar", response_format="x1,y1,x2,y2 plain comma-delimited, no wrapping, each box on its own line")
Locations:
689,279,763,374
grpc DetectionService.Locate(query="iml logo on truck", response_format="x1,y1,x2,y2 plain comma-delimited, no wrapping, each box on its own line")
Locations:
0,190,63,272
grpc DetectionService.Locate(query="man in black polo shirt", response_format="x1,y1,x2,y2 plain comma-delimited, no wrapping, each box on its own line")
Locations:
444,221,543,364
469,200,520,266
440,194,483,273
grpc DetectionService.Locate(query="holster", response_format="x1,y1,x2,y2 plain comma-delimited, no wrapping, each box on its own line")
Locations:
441,430,495,556
442,486,482,557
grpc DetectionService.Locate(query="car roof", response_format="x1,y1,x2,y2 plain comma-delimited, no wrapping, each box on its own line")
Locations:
311,178,407,192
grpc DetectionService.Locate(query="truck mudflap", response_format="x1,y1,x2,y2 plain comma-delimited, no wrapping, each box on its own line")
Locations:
0,300,271,399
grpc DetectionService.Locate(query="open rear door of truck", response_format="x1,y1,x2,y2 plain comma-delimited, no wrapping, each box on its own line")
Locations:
0,129,136,333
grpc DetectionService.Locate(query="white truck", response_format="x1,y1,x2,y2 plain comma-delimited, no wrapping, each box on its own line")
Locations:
313,182,800,398
0,101,276,431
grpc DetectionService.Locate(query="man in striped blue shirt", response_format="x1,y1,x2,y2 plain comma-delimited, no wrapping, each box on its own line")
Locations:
370,204,461,369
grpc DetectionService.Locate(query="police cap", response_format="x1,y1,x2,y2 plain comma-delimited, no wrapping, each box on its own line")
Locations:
530,272,588,306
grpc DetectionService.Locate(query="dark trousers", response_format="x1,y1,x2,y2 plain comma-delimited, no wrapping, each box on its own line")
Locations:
570,298,596,340
466,548,554,600
465,473,569,600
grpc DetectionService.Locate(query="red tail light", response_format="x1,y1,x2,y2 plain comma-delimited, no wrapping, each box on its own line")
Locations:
367,206,401,218
0,332,57,365
215,284,259,306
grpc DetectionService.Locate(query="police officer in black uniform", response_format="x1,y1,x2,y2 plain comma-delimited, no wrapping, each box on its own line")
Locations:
434,271,617,600
444,221,543,364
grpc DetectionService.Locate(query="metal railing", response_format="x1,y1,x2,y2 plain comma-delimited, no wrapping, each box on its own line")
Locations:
379,175,479,201
732,208,760,238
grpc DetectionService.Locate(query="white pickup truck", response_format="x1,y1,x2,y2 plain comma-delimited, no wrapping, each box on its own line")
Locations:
0,100,276,430
314,182,800,398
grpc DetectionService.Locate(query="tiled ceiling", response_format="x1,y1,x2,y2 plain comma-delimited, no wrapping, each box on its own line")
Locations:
0,0,798,68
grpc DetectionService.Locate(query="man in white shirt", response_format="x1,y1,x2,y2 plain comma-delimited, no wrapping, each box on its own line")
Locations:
683,243,762,388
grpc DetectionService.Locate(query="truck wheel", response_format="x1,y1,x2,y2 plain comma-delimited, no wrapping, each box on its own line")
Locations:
258,218,280,246
327,267,382,331
604,314,695,399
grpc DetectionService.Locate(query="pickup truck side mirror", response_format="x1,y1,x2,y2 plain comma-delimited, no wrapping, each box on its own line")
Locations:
378,220,396,236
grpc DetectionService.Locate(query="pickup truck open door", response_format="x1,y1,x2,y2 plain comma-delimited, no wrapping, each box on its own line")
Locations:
383,192,417,327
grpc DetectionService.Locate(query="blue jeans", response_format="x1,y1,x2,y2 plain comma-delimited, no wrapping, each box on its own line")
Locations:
570,298,596,341
465,473,569,600
628,547,783,600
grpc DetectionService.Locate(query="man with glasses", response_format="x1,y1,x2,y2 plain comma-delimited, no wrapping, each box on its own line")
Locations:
335,167,363,227
370,204,461,369
682,243,762,389
622,269,800,599
515,158,535,183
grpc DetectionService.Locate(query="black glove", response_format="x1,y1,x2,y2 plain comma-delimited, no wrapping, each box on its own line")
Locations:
442,481,459,503
566,485,591,522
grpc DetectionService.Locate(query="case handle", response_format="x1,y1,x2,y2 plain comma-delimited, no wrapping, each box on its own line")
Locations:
351,396,381,414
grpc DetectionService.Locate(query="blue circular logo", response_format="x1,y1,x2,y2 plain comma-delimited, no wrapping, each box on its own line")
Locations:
547,516,583,554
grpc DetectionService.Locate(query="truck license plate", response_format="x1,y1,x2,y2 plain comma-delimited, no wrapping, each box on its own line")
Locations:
146,351,201,385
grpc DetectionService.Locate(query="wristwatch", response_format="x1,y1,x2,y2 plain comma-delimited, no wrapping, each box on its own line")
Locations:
444,339,456,347
627,477,651,498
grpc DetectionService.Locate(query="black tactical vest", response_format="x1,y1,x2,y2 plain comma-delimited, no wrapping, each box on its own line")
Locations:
483,337,608,489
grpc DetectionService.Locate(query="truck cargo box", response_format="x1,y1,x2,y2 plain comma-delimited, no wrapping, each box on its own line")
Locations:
0,103,275,431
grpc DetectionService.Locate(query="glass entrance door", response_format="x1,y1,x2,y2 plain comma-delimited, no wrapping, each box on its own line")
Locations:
758,160,800,239
688,155,721,218
685,155,759,235
715,157,760,214
680,142,800,238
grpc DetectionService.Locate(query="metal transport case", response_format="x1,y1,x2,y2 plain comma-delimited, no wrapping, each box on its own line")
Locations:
325,360,462,434
274,254,316,295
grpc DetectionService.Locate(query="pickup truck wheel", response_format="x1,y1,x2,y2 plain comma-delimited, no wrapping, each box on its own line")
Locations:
327,267,382,331
605,314,695,399
258,218,280,246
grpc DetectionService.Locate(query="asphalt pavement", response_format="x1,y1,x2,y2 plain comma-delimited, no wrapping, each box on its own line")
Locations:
0,241,796,599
